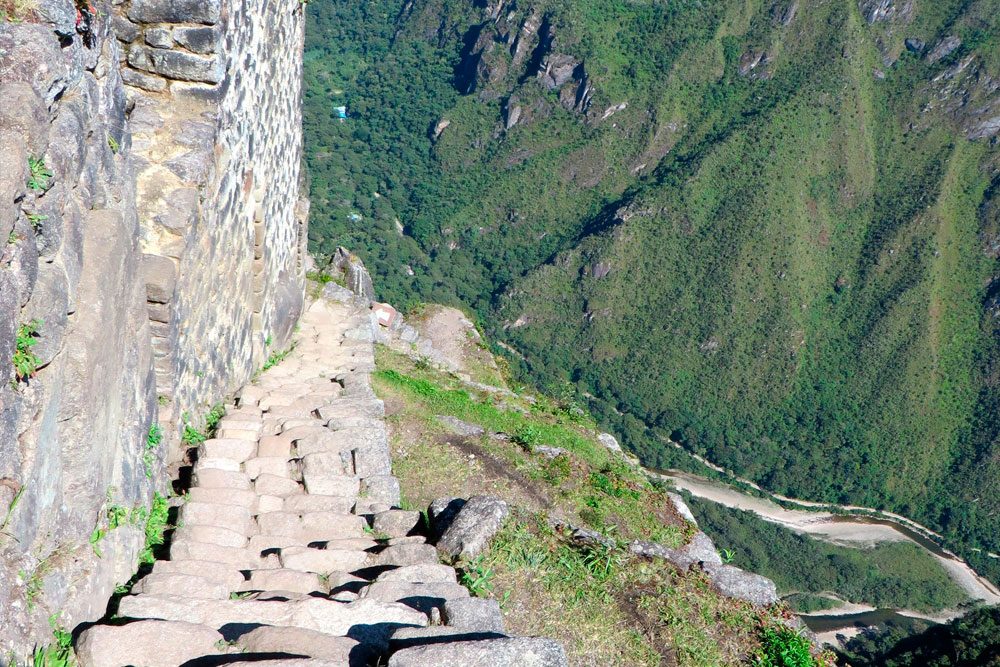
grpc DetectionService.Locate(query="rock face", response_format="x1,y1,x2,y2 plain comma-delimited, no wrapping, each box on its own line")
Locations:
0,0,307,654
0,12,157,654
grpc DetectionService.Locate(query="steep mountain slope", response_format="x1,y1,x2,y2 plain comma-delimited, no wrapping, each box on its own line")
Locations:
303,0,1000,585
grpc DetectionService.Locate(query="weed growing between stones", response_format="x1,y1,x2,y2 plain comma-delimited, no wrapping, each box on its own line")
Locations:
181,405,224,447
26,212,46,233
29,615,73,667
458,555,495,597
12,320,42,385
26,157,51,193
143,425,162,479
138,492,170,565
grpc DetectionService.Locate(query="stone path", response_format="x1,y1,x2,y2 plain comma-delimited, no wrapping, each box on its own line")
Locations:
74,299,565,666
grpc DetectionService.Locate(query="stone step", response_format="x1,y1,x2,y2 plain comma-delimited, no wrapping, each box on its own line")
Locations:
283,494,355,514
235,626,360,663
389,626,508,652
171,540,260,569
387,638,568,667
376,564,458,584
133,572,231,600
242,569,328,595
201,437,257,462
116,594,428,638
75,620,225,667
179,501,254,534
301,472,360,497
256,473,303,497
172,524,249,549
256,512,367,541
372,543,440,568
245,456,295,479
194,468,252,490
187,486,259,510
151,559,247,589
358,581,470,614
278,546,369,574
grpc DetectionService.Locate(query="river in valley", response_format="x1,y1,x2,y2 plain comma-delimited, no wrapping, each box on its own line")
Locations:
648,467,1000,645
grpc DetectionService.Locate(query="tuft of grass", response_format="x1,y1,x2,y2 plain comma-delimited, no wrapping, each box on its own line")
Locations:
26,157,51,193
459,556,496,597
13,320,42,384
26,212,47,233
180,405,223,447
107,134,119,154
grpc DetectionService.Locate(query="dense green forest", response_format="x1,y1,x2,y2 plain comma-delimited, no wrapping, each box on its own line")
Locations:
685,496,968,613
303,0,1000,591
838,605,1000,666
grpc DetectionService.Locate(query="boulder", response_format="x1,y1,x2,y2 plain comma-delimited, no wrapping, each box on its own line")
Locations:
428,497,466,541
702,562,779,607
436,496,509,561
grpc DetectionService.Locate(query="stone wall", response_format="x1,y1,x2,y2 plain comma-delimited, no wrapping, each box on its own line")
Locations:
0,14,157,653
114,0,308,459
0,0,307,654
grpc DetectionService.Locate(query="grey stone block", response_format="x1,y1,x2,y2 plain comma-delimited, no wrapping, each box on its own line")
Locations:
128,0,221,25
121,67,168,92
443,598,505,633
128,45,222,84
142,254,177,303
437,496,509,561
144,27,173,49
388,638,568,666
172,26,219,54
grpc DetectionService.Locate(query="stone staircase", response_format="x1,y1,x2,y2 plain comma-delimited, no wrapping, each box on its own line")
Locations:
74,299,565,666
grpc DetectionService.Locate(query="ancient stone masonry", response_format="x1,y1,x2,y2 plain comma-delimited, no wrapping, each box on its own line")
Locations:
113,0,308,459
0,0,306,655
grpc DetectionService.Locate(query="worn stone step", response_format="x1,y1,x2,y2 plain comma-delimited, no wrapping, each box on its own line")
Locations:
194,456,242,473
171,540,260,569
75,619,224,667
194,468,252,490
258,494,285,513
116,594,428,638
179,501,254,534
258,434,294,458
301,472,360,497
201,437,257,462
389,626,508,652
372,510,420,538
216,427,261,441
242,569,328,595
372,543,440,568
283,494,354,514
376,564,458,584
359,581,469,614
256,512,367,541
187,486,258,510
151,559,246,589
133,572,231,600
245,456,294,479
387,638,568,667
256,473,303,497
279,546,370,574
173,524,249,549
235,626,360,663
359,475,401,506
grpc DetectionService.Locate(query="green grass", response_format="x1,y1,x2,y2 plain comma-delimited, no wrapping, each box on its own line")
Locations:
31,616,73,667
755,625,815,667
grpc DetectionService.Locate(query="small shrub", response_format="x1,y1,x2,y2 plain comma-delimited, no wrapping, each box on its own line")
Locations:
755,625,816,667
511,424,542,450
27,157,51,193
12,320,42,384
26,212,47,232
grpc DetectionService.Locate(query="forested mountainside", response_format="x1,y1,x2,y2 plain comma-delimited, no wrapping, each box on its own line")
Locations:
302,0,1000,585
